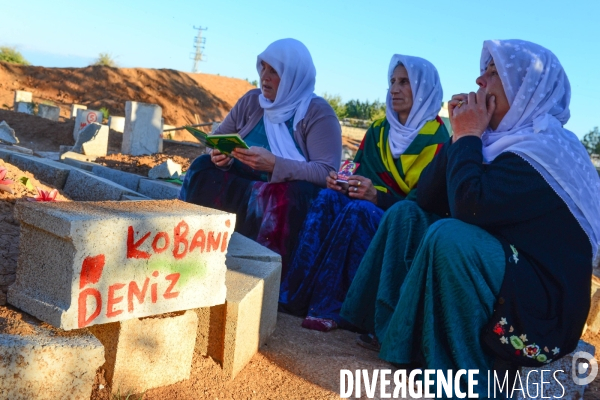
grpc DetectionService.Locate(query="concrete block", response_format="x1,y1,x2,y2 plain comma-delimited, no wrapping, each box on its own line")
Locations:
91,164,142,192
518,340,595,400
62,168,140,201
108,116,125,133
121,194,151,201
0,121,19,144
148,159,181,180
226,232,281,263
89,310,197,394
73,109,102,141
8,200,234,330
33,151,60,161
59,145,73,154
8,153,73,189
138,178,181,200
61,156,98,172
72,122,109,157
0,146,32,162
0,325,104,399
196,234,281,379
70,104,87,118
13,90,32,109
15,102,33,114
60,151,96,163
122,101,162,156
38,104,60,121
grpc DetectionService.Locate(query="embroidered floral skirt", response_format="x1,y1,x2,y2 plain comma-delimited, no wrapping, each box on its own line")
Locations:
341,201,506,398
279,189,384,327
179,155,321,278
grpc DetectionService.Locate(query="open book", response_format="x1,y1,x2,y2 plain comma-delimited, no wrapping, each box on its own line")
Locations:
185,126,250,155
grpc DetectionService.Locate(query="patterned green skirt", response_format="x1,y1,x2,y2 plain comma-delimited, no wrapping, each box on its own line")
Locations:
341,201,506,398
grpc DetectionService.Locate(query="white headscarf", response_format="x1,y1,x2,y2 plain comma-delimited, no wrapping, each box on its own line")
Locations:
256,38,316,162
480,39,600,265
385,54,443,158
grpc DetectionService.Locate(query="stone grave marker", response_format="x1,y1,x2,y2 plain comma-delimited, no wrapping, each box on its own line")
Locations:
38,104,60,121
72,122,109,156
0,121,19,144
122,101,162,156
70,104,87,118
73,109,103,141
15,102,33,115
13,90,32,111
8,200,234,330
108,115,125,133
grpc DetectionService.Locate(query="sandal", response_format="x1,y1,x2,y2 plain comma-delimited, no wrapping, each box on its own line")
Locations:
356,333,381,352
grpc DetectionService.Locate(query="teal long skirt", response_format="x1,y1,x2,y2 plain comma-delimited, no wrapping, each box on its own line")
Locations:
340,201,506,398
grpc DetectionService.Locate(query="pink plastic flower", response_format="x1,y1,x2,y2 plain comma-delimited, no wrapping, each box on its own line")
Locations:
0,166,14,185
27,187,58,202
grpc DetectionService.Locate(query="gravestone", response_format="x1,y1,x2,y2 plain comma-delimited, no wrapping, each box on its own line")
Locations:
8,200,234,330
73,109,103,141
15,102,33,115
0,121,19,144
122,101,162,156
70,104,87,118
13,90,32,111
108,115,125,133
38,104,60,121
72,122,109,156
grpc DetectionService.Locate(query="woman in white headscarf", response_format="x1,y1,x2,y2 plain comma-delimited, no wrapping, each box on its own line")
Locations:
341,39,600,397
279,54,449,332
180,38,342,276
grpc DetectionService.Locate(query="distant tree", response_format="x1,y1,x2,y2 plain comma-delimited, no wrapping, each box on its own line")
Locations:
250,80,258,87
582,127,600,155
0,46,30,65
345,99,385,121
92,53,118,67
323,93,347,120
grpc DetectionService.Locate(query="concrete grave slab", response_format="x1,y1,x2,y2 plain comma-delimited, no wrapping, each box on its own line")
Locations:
13,90,32,109
73,109,102,141
0,145,33,161
15,102,33,114
33,151,60,161
38,104,60,121
138,178,181,199
0,326,104,399
60,151,96,163
148,159,181,180
8,200,234,330
121,194,151,201
0,121,19,144
196,233,281,379
60,156,98,171
226,232,281,263
89,310,197,394
517,340,595,400
122,101,162,156
62,168,140,201
108,115,125,133
72,122,109,157
8,153,73,189
70,104,87,118
91,164,142,191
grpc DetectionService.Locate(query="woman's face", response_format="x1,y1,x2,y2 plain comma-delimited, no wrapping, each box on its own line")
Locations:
390,65,413,124
476,59,510,130
260,61,281,101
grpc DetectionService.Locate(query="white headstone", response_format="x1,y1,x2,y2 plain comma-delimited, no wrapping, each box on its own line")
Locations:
13,91,32,111
148,159,182,180
122,101,162,156
108,116,125,133
15,102,33,115
70,104,87,119
0,121,19,144
38,104,60,121
73,109,103,141
72,123,109,157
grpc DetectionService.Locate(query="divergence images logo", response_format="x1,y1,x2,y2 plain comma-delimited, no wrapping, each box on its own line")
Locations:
572,351,598,385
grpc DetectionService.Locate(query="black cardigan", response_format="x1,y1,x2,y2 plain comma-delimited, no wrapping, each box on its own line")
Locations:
417,136,592,366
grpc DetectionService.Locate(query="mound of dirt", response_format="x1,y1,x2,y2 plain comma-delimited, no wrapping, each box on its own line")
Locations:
0,62,254,127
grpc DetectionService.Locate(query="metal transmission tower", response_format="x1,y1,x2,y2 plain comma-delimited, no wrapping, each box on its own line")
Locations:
190,26,207,73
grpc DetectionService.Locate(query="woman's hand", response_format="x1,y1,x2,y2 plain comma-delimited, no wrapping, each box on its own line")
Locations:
210,149,234,168
347,175,378,205
449,89,496,141
326,171,348,194
231,147,276,172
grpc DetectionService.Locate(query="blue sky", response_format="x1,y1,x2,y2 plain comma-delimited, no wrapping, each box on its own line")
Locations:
1,0,598,138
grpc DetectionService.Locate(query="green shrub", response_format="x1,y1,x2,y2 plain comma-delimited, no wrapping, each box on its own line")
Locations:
0,47,30,65
92,53,118,67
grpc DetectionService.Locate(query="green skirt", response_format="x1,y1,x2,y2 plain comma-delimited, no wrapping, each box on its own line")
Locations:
341,201,506,398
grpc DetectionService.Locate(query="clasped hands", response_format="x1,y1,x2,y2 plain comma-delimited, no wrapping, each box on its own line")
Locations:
210,147,276,172
449,88,496,141
326,171,378,205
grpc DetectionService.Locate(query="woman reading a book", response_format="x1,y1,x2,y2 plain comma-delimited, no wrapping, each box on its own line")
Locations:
340,40,599,396
278,54,449,332
179,38,341,277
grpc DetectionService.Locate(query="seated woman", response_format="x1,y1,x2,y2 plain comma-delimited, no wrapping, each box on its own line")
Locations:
179,39,341,276
341,39,600,397
279,54,449,332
